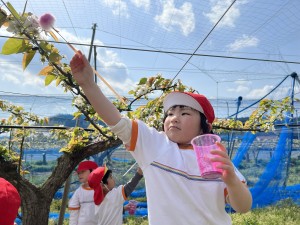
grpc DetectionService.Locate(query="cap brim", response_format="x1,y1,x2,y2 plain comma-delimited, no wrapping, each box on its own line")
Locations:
163,92,204,113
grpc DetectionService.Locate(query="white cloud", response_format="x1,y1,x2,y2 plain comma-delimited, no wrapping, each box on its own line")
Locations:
245,85,274,99
0,28,133,96
228,85,250,93
131,0,150,11
0,58,65,94
155,0,195,36
227,35,259,51
204,0,247,28
228,80,251,93
102,0,129,18
96,49,128,81
57,30,133,95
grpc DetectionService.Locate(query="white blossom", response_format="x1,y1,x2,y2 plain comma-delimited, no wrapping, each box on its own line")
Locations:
73,96,85,107
136,85,148,96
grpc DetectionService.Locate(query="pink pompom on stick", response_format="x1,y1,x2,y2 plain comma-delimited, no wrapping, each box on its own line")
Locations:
39,13,55,31
38,13,125,104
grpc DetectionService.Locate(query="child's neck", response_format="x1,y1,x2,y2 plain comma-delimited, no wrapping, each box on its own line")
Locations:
82,182,90,188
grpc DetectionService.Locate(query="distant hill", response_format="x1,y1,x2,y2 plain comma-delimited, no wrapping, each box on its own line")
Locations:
48,114,91,128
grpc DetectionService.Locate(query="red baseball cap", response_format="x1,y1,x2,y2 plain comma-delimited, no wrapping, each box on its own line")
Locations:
77,160,98,173
0,178,21,225
163,92,215,123
88,166,108,205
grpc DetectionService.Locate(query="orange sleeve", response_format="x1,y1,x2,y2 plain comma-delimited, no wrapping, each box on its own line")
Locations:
68,207,80,210
122,186,127,200
128,120,138,151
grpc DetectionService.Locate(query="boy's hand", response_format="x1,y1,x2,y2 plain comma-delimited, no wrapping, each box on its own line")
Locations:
123,204,129,211
70,50,94,86
137,167,143,175
210,142,239,185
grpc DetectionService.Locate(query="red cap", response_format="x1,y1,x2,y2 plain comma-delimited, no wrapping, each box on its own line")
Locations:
77,161,98,173
88,166,108,205
163,92,215,123
0,178,21,225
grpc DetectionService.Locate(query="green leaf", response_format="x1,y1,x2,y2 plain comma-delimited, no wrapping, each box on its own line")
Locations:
55,77,62,86
128,90,135,95
22,51,36,70
39,41,52,52
45,74,56,86
6,2,20,20
38,66,53,76
49,52,62,63
73,112,82,119
17,42,31,53
138,77,147,85
1,38,25,55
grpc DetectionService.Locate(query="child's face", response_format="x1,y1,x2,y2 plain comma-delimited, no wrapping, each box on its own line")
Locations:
106,173,116,190
164,106,201,144
77,170,91,184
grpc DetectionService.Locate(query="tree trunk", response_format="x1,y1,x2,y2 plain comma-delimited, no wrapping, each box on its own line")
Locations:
21,189,52,225
0,138,122,224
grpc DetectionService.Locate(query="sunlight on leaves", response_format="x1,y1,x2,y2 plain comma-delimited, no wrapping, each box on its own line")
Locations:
22,50,36,70
39,65,54,76
45,74,56,86
1,38,25,54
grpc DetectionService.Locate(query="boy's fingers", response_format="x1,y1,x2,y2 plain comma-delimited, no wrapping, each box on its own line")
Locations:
216,142,226,152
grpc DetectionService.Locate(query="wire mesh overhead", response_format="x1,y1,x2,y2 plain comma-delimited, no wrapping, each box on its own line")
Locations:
0,0,300,103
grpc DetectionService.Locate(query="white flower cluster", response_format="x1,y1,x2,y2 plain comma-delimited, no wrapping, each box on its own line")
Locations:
73,96,85,108
263,123,275,132
7,13,41,38
136,85,149,97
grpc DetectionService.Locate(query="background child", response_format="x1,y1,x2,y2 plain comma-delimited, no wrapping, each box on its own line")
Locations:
70,51,252,225
68,160,98,225
0,177,21,225
88,166,143,225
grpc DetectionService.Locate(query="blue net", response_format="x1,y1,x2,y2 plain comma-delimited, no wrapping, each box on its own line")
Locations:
232,132,256,167
232,126,300,208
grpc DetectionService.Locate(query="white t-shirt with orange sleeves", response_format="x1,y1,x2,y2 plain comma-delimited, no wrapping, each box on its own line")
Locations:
111,118,246,225
68,185,97,225
94,185,126,225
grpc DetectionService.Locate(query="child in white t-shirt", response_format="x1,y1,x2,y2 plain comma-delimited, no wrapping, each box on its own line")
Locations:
88,166,143,225
70,51,252,225
68,160,98,225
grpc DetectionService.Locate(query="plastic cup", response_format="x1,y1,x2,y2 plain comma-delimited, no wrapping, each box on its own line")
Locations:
128,200,138,215
191,134,223,179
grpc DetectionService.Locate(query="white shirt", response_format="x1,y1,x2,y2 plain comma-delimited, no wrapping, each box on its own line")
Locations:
95,185,125,225
68,185,97,225
111,118,246,225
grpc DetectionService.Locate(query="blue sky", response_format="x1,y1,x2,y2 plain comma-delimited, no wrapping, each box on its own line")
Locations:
0,0,300,106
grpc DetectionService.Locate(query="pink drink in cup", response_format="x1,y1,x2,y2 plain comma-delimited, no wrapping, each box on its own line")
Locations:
191,134,223,179
128,200,138,215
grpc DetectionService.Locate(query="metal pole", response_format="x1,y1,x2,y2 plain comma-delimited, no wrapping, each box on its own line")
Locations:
94,45,97,83
57,175,72,225
87,24,97,83
88,23,97,62
228,96,242,158
283,72,298,187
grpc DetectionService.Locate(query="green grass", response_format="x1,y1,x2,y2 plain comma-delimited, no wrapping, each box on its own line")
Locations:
49,203,300,225
231,200,300,225
122,200,300,225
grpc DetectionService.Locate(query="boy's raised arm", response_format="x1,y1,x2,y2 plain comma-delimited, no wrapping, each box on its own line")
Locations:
70,51,122,126
124,167,143,198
